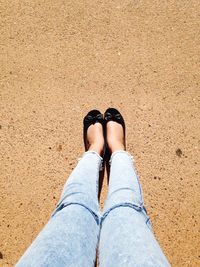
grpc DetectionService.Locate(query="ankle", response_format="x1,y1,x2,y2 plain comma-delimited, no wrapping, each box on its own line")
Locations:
86,123,104,155
108,141,125,154
88,143,104,156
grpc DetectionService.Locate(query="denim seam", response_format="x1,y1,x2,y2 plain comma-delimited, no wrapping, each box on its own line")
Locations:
56,190,99,210
136,175,144,204
52,202,100,225
100,202,150,228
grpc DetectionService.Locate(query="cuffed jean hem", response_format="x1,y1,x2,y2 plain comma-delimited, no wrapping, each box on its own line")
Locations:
100,202,152,230
103,150,152,230
51,150,103,225
55,192,100,217
109,150,134,165
79,150,103,160
80,150,103,169
52,201,151,230
52,202,100,225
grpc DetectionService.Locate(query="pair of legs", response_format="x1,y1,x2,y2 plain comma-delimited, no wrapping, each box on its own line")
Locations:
16,119,170,266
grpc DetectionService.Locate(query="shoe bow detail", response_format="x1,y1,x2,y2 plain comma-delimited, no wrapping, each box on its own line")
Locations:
104,112,122,123
84,113,104,124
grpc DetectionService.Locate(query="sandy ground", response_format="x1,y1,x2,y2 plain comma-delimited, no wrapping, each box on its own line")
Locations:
0,0,200,266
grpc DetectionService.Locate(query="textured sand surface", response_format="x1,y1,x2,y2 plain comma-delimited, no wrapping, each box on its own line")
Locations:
0,1,200,266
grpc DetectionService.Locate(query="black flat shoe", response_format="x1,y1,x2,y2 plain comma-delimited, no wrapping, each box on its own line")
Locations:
83,109,104,151
104,108,126,153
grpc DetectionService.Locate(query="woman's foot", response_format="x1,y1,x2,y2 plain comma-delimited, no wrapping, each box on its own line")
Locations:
106,121,125,153
87,122,104,156
104,108,126,154
83,110,104,156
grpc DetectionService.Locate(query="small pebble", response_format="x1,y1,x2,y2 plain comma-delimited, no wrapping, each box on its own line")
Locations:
176,148,182,157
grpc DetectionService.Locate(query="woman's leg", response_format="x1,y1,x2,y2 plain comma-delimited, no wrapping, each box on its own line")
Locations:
99,117,170,267
99,151,170,267
16,151,102,267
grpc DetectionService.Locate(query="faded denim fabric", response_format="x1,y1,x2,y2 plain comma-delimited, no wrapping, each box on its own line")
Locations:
16,151,170,267
99,151,170,267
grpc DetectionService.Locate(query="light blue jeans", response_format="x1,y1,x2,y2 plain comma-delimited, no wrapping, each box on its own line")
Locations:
16,151,170,267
